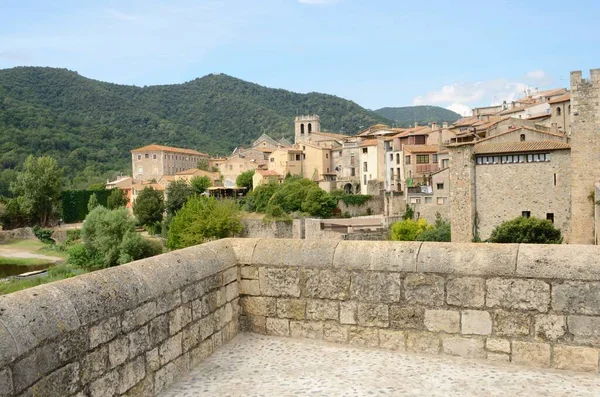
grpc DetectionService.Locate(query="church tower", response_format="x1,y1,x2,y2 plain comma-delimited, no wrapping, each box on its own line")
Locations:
294,115,321,144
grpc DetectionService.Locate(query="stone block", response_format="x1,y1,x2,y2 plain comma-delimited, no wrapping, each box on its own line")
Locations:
90,316,121,349
243,315,266,334
182,323,201,352
424,310,460,333
486,278,550,312
390,306,425,330
357,303,389,327
148,314,169,346
290,321,323,340
567,315,600,344
348,326,379,348
0,322,18,369
28,362,80,397
241,265,259,280
201,273,222,294
146,348,160,372
109,335,130,369
446,277,485,308
0,368,12,397
417,242,517,276
516,244,600,281
511,341,550,367
201,291,219,316
492,310,530,337
259,267,301,297
222,266,238,285
156,290,182,315
486,338,510,353
90,369,118,397
461,310,492,335
188,339,213,369
324,323,348,343
181,284,203,304
404,274,444,306
118,355,146,395
552,345,599,372
340,301,358,325
240,296,277,317
379,329,406,351
487,353,510,363
303,269,351,300
240,279,260,296
230,238,260,265
122,301,156,332
534,314,566,341
154,362,176,395
266,318,290,337
225,282,238,302
333,240,419,272
276,299,306,320
350,272,402,303
212,329,222,349
406,331,440,354
81,346,108,384
443,337,485,359
306,300,339,321
169,304,192,335
552,281,600,315
124,375,154,397
252,239,339,268
159,333,182,366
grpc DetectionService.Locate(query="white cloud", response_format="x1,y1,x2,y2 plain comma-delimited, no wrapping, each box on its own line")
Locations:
298,0,341,5
447,103,472,117
527,69,545,80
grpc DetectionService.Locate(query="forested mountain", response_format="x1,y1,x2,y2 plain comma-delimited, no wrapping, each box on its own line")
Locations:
0,67,389,193
374,105,461,127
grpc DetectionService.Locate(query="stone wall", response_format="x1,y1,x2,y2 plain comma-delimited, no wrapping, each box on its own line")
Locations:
337,196,384,217
0,227,36,243
240,219,293,239
240,239,600,373
0,239,241,397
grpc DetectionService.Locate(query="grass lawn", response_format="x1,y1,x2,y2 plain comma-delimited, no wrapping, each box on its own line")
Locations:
0,263,87,295
0,257,54,267
0,239,69,259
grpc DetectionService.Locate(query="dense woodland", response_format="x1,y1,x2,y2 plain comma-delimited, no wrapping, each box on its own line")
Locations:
374,105,461,127
0,67,459,194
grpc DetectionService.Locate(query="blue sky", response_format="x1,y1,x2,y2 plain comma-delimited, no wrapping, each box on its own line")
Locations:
1,0,599,115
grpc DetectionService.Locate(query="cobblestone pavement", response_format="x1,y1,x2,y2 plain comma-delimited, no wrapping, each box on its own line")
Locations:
162,333,600,397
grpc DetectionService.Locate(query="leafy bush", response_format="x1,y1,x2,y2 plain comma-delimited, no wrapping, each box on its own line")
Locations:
236,170,255,190
390,218,431,241
167,197,243,249
33,226,55,244
87,193,99,212
416,214,451,242
66,229,81,243
190,176,212,195
165,179,192,216
0,197,31,229
133,187,164,227
330,190,372,206
265,178,336,218
403,205,414,220
244,182,281,213
107,189,128,209
488,216,563,244
61,189,111,223
118,231,163,264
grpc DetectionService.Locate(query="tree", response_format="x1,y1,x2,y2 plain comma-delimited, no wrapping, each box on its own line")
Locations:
165,179,192,216
107,189,128,209
244,182,281,213
390,218,431,241
167,196,243,249
70,206,162,269
190,176,212,195
87,193,99,212
197,158,210,171
416,214,451,242
133,187,164,227
10,155,62,226
236,170,255,190
488,216,563,244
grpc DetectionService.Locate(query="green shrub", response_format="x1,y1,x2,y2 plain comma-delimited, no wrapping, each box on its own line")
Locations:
165,179,192,216
66,229,81,243
107,189,128,209
61,189,111,223
118,231,163,264
390,218,431,241
402,204,414,220
190,176,212,195
416,214,451,242
87,194,99,212
167,197,243,249
236,170,255,190
488,216,562,244
33,226,55,244
244,182,281,212
133,187,164,227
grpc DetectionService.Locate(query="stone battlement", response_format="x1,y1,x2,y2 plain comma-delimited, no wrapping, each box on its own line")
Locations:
571,69,600,86
294,114,320,122
1,239,600,396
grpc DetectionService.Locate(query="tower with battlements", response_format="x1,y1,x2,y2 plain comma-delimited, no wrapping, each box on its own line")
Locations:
294,115,321,144
570,69,600,244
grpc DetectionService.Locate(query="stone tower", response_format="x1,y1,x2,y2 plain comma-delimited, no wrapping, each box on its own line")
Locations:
294,115,321,144
448,143,477,242
570,69,600,244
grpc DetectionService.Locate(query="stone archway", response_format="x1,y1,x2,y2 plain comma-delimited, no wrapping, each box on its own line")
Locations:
344,183,353,194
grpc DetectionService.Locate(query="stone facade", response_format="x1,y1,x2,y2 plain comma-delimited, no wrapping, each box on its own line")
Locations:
4,239,600,396
131,145,208,182
448,144,476,242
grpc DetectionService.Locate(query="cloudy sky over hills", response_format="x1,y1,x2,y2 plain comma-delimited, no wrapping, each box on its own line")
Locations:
1,0,598,115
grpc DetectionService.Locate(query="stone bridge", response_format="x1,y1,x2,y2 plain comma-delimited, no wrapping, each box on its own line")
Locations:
1,239,600,396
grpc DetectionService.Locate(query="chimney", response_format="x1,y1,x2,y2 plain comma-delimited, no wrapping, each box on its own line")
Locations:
431,122,438,131
442,122,448,128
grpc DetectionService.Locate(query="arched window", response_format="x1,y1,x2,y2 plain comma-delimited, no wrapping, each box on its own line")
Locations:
308,123,312,133
300,124,305,134
556,107,562,116
520,134,526,142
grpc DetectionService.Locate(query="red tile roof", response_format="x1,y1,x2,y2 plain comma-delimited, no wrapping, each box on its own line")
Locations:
131,144,208,156
403,144,439,153
474,141,571,154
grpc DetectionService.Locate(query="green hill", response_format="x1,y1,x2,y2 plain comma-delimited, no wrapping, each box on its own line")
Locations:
374,105,461,127
0,67,389,192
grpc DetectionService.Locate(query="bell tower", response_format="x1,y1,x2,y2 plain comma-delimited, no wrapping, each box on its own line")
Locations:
294,114,321,144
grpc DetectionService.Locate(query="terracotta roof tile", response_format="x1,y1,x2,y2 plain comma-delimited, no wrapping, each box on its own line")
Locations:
548,93,570,104
403,144,439,153
131,144,207,156
474,141,570,155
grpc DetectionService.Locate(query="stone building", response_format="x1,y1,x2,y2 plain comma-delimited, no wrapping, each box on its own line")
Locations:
131,144,208,182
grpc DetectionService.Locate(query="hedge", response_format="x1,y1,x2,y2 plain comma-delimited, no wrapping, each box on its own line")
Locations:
61,189,111,223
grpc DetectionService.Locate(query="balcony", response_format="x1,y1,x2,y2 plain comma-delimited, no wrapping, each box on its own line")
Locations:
416,164,440,174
